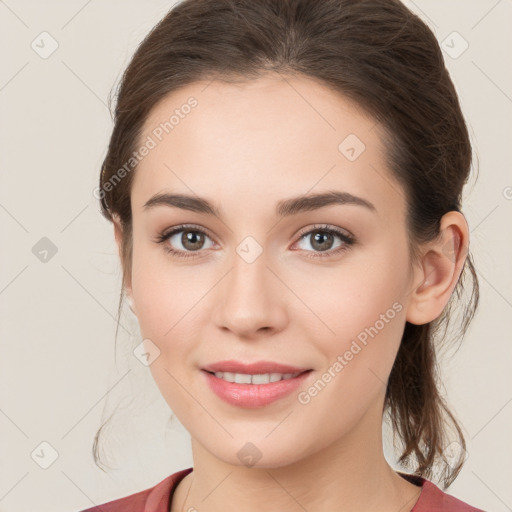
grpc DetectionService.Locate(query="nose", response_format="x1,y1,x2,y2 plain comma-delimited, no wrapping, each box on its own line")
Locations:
213,248,288,339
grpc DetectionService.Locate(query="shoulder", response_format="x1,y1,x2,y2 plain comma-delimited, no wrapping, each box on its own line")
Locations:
411,478,487,512
76,467,193,512
77,485,151,512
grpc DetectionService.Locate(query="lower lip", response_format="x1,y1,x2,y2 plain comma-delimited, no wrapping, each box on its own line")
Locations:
202,370,312,408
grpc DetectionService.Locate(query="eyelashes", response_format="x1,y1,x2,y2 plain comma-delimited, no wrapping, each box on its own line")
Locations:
294,224,355,259
154,223,356,260
155,224,214,259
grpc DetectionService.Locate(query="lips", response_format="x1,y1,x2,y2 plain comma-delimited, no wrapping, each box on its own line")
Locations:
203,367,313,408
201,359,311,375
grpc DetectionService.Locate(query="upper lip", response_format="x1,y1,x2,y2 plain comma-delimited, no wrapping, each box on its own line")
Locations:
201,360,312,375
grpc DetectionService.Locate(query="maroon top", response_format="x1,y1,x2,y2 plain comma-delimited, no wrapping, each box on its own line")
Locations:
78,467,486,511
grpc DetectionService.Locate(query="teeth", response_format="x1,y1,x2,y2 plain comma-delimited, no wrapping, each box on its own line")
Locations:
213,371,301,384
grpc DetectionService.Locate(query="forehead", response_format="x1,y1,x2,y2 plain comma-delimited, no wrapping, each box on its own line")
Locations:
131,74,405,224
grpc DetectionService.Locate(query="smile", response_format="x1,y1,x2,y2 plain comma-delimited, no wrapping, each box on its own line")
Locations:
202,369,313,408
208,371,303,384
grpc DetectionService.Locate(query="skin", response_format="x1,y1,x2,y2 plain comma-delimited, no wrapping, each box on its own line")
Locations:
113,73,469,512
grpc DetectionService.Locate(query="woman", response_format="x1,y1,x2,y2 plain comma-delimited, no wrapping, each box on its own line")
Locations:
81,0,484,510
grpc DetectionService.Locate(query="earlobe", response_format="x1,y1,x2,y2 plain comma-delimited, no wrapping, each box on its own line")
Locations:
112,214,134,304
113,214,123,256
405,211,469,325
126,294,137,316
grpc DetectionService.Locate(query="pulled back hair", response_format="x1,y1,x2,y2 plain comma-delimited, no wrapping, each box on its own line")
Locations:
95,0,479,488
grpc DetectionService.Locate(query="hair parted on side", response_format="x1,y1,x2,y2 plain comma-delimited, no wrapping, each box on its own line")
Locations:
94,0,479,489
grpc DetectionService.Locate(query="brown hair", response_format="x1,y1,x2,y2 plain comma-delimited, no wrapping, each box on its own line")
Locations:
95,0,479,488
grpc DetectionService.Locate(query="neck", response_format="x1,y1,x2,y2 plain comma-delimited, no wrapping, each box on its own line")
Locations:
173,399,422,512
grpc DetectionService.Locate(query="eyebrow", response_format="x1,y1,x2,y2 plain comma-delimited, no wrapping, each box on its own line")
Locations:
143,190,376,218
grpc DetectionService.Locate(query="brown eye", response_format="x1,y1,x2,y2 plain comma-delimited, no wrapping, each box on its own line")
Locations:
155,224,215,258
181,230,206,251
293,225,356,259
310,231,335,252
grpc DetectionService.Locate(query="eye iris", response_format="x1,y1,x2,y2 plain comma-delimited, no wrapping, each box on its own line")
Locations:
182,230,204,250
311,231,333,251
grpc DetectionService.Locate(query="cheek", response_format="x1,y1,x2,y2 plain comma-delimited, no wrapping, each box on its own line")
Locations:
304,250,408,391
303,253,406,342
130,248,203,411
130,239,204,331
300,286,405,435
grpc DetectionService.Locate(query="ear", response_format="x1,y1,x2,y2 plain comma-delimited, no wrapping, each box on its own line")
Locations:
112,214,133,302
406,211,469,325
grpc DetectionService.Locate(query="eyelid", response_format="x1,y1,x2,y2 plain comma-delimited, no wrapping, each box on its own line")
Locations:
159,223,214,241
158,223,354,243
295,223,354,241
156,223,217,249
155,222,356,258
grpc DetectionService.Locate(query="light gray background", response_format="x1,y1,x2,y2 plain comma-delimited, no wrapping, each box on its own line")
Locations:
1,1,511,511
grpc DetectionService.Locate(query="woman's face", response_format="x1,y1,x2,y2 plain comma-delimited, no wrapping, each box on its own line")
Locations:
123,74,420,467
